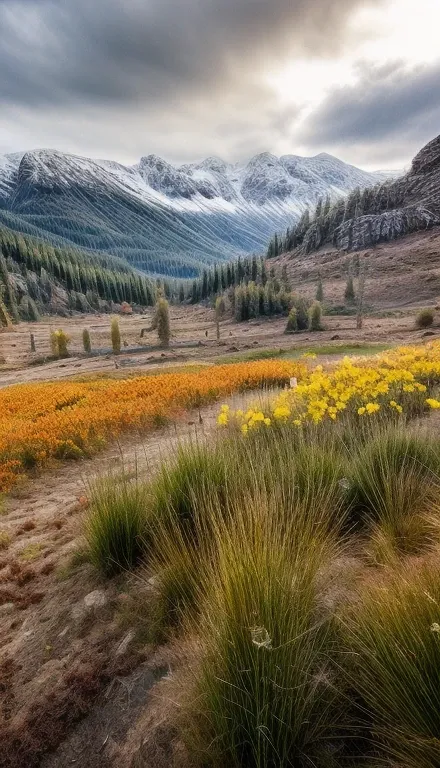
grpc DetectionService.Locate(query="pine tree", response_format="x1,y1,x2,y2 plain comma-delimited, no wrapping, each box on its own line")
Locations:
201,270,209,299
285,308,298,334
111,317,121,355
55,329,70,358
308,301,323,331
156,298,171,347
179,284,185,303
292,296,309,330
0,252,19,323
215,295,226,341
251,255,258,282
344,275,356,304
316,278,324,302
82,328,92,353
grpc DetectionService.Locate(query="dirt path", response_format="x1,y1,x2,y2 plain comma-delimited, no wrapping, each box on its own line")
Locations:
0,397,246,768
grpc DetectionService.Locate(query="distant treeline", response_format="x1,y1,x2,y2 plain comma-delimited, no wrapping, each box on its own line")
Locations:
266,179,408,258
0,226,158,319
184,254,270,304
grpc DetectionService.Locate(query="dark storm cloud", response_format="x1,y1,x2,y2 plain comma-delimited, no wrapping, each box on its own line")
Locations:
0,0,383,108
300,60,440,161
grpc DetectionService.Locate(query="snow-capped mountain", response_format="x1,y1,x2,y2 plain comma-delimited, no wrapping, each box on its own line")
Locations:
0,147,399,277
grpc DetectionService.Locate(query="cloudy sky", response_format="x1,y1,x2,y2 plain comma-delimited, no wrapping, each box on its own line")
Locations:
0,0,439,170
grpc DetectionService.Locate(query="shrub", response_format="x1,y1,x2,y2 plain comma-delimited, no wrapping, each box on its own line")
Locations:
416,308,435,329
308,300,323,331
85,474,149,575
156,297,171,347
50,330,59,358
285,307,298,333
0,530,11,550
292,296,309,330
111,317,121,355
82,328,92,354
50,329,70,358
345,560,440,767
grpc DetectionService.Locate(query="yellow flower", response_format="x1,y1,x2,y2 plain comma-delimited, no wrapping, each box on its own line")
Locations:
426,398,440,409
365,402,380,414
241,424,249,435
357,407,366,416
264,418,271,426
273,405,291,420
217,413,228,426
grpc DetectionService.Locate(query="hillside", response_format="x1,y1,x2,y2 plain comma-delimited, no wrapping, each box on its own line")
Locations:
0,225,156,321
267,133,440,310
275,227,440,311
270,133,440,258
0,148,393,278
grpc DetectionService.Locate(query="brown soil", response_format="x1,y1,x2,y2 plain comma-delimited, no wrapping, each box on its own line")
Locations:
277,226,440,310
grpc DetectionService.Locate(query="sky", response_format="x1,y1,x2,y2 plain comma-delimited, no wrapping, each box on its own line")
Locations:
0,0,439,171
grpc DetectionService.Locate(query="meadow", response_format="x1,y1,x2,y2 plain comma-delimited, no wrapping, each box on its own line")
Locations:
0,358,305,491
77,341,440,767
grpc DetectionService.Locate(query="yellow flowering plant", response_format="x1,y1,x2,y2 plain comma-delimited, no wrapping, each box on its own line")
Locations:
219,342,440,434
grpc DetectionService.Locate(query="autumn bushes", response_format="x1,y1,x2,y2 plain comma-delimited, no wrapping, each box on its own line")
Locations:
0,358,305,491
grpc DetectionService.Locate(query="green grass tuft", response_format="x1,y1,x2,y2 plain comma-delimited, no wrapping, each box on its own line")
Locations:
85,474,149,575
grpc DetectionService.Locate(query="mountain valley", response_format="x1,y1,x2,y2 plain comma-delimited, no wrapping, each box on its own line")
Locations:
0,147,395,278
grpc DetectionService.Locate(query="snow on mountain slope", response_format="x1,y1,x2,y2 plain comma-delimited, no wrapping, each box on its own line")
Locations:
0,146,399,277
0,152,23,204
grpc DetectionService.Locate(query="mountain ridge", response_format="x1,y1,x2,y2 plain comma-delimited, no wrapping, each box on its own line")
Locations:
0,146,399,277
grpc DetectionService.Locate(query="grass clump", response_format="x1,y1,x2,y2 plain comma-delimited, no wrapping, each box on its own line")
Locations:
149,443,228,535
344,560,440,767
85,474,149,575
416,308,435,329
185,498,344,768
347,426,440,559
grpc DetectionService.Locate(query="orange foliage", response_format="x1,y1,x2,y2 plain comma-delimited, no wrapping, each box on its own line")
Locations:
0,359,305,491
